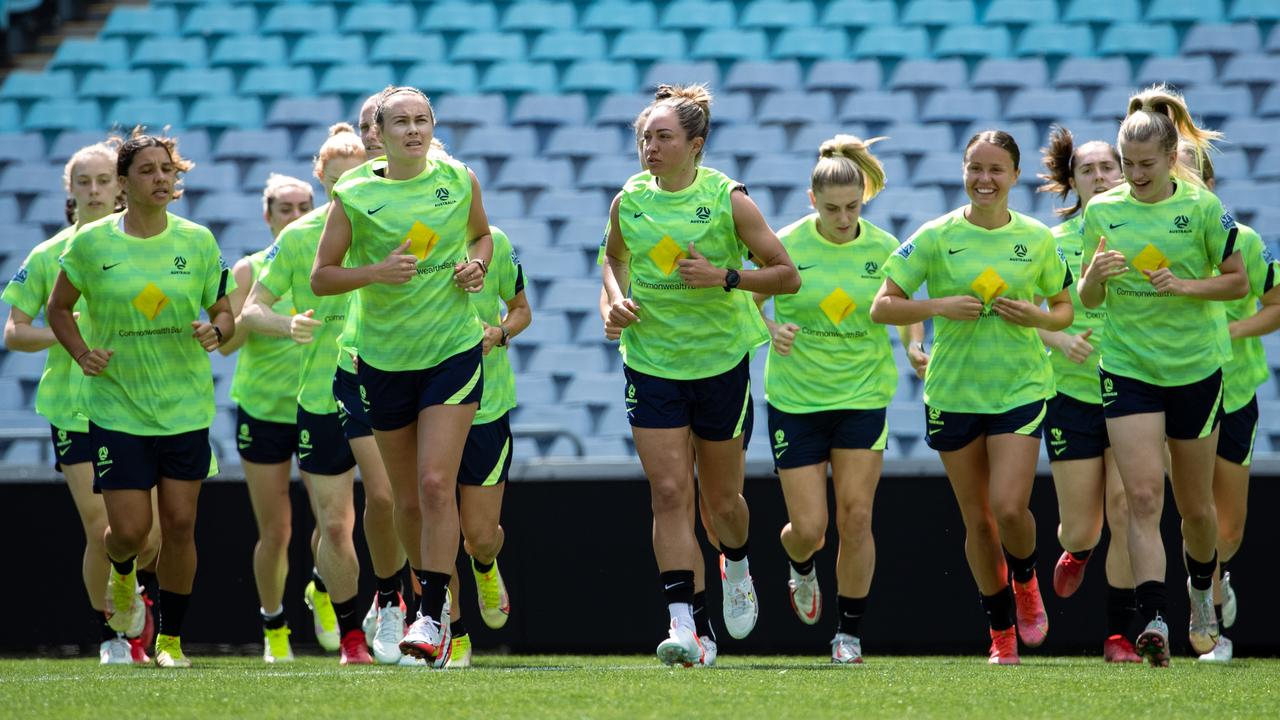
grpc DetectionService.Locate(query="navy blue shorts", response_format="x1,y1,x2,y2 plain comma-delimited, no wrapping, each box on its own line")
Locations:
459,412,513,486
296,407,356,476
357,344,484,432
1044,393,1109,463
766,404,887,469
623,355,752,442
1217,394,1258,466
51,424,92,471
332,367,373,440
89,422,215,492
923,399,1047,453
1099,367,1222,441
236,406,297,465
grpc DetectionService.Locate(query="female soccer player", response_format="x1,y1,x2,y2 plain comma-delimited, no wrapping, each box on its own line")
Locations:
216,173,312,662
1177,144,1280,664
757,134,926,664
871,130,1073,665
1035,127,1141,663
1078,85,1247,667
47,131,234,668
2,137,160,664
602,83,801,666
311,86,493,667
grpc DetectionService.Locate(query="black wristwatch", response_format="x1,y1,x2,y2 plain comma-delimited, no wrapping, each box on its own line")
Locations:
498,325,510,347
212,326,223,345
723,268,741,292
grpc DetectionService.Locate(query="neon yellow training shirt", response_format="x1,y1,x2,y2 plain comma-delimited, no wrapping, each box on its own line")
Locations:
1221,224,1277,413
229,247,301,424
469,226,524,425
1047,215,1108,404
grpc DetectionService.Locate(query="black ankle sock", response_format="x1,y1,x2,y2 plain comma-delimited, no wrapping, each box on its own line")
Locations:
451,616,468,638
660,570,695,606
333,595,362,636
261,606,287,631
311,568,327,594
692,591,714,640
1219,559,1231,577
472,556,495,574
1105,584,1136,638
1135,580,1167,623
376,573,400,607
417,570,450,620
721,541,749,563
837,595,867,637
157,590,189,638
111,556,136,576
790,556,815,576
980,587,1014,632
1070,549,1093,562
1003,546,1038,584
1185,550,1217,592
98,608,116,642
137,569,157,595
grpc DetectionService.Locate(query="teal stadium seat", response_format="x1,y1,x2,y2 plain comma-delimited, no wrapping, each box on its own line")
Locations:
511,94,588,126
711,125,786,157
159,68,235,101
106,98,184,130
889,59,968,92
502,1,576,32
578,156,639,191
292,35,367,70
1059,120,1123,144
1146,0,1225,24
132,36,207,71
971,58,1048,90
744,154,813,191
1007,88,1085,122
740,0,816,30
805,60,883,93
1,70,75,103
912,151,964,187
1054,57,1131,88
877,123,952,156
642,62,720,92
481,62,558,94
852,26,929,60
1063,0,1139,24
24,99,102,131
49,38,129,73
267,96,344,130
558,217,610,251
725,61,801,93
435,95,507,127
759,91,836,125
1254,148,1280,183
691,30,768,62
531,31,606,62
519,248,590,280
839,91,915,124
1099,24,1178,58
1268,25,1280,52
242,160,320,194
484,191,525,219
1183,87,1253,124
0,132,43,165
187,96,264,130
935,25,1011,59
78,69,155,100
0,195,19,225
1087,86,1135,120
100,6,179,40
1136,56,1215,88
789,123,869,154
535,281,605,314
403,63,479,96
1182,23,1261,56
821,0,895,28
592,93,649,127
211,36,288,70
240,67,316,98
1230,0,1280,21
901,0,976,27
984,0,1058,24
584,1,656,31
1015,24,1094,58
26,193,74,227
261,4,338,36
491,220,551,250
495,157,573,191
772,27,848,61
612,30,687,62
452,32,527,63
319,65,395,97
213,129,292,161
421,2,498,34
1223,55,1280,87
1261,86,1280,117
0,163,65,199
341,3,416,38
532,191,605,221
921,89,998,123
370,34,447,67
458,126,538,160
544,126,622,159
194,192,263,224
562,61,637,94
48,130,117,163
659,0,733,30
181,5,256,39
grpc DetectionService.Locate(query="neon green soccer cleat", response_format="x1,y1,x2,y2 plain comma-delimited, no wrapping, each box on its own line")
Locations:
304,580,340,652
446,633,472,669
105,560,139,633
263,625,294,663
154,634,191,668
472,560,510,629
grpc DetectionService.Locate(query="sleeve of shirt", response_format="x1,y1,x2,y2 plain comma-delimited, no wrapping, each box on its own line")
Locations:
2,245,48,318
58,229,89,292
257,233,291,299
1241,230,1271,297
201,230,233,308
1079,205,1102,271
1037,232,1072,295
1202,193,1238,265
596,220,610,267
883,226,931,296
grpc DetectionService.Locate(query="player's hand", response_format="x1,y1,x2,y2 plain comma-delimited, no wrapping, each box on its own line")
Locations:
1143,267,1185,295
935,295,983,321
290,309,322,344
608,298,641,329
191,320,220,352
907,344,929,379
676,243,726,288
454,259,485,293
769,322,800,355
992,297,1047,328
1083,236,1127,287
373,240,418,285
76,348,112,376
481,323,502,355
603,318,622,341
1061,328,1095,364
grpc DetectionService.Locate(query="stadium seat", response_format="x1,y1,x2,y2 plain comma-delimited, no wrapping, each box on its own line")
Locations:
874,187,946,220
1136,56,1215,88
1015,23,1094,58
984,0,1058,24
789,123,868,155
158,68,234,101
489,219,552,250
179,161,238,195
495,158,574,191
517,309,572,345
510,402,595,440
535,279,604,313
1087,86,1134,120
0,133,43,165
1183,23,1262,57
970,58,1048,90
1218,182,1280,215
1249,148,1280,183
1230,0,1280,20
889,59,968,92
611,30,687,62
452,32,527,63
642,62,720,92
211,36,287,70
403,63,479,97
1260,86,1280,118
0,193,16,224
132,36,207,71
242,160,319,195
739,0,816,29
187,96,264,130
1146,0,1225,24
1058,120,1121,145
262,4,338,36
578,156,639,191
49,38,129,73
912,151,964,186
759,92,836,126
531,31,607,62
772,28,848,61
562,61,638,94
23,193,69,227
544,126,622,159
421,1,498,33
292,35,366,70
935,26,1012,59
821,0,895,27
1099,24,1178,58
1063,0,1139,23
584,1,657,31
1007,89,1085,122
1,70,75,103
240,67,316,99
592,93,649,127
510,94,589,126
558,217,610,251
78,69,155,101
711,125,787,157
1207,148,1248,181
105,98,183,130
457,126,538,160
266,96,344,131
101,6,179,40
1223,55,1280,87
1183,87,1252,124
852,26,929,60
659,0,734,30
481,63,558,94
434,95,507,128
839,91,916,124
518,247,589,279
805,60,882,93
194,192,263,224
484,190,525,219
1054,57,1132,89
318,65,394,98
877,123,952,156
902,0,976,27
182,5,255,38
502,1,576,32
213,129,291,162
1269,24,1280,53
563,373,618,410
369,33,446,67
691,30,769,62
341,4,417,38
725,61,802,94
743,154,814,190
24,100,102,132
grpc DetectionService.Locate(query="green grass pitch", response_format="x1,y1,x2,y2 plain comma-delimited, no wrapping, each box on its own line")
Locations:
3,655,1279,719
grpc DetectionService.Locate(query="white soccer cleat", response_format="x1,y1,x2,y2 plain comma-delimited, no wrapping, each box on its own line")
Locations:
788,565,822,625
99,637,131,665
696,636,717,667
400,613,451,668
362,599,378,650
655,619,703,667
721,556,759,640
124,586,147,639
1222,572,1237,629
372,604,406,664
1197,636,1233,663
831,633,864,664
1187,578,1220,655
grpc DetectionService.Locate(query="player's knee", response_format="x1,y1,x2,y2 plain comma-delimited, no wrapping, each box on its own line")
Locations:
1124,484,1163,522
649,477,688,515
837,505,872,543
418,471,454,505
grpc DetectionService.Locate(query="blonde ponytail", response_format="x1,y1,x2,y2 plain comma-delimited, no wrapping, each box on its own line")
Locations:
1120,84,1220,188
313,122,365,181
811,134,888,201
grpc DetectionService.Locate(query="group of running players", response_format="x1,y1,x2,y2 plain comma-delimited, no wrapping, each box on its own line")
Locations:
2,78,1267,670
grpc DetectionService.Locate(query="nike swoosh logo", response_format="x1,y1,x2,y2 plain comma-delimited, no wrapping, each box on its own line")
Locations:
299,452,311,459
663,583,680,590
797,264,816,271
1054,447,1066,456
1102,400,1115,407
367,204,387,215
633,212,644,218
102,263,121,270
238,442,251,450
948,248,967,255
97,467,111,477
803,595,819,620
1108,223,1128,230
928,429,943,435
58,447,69,456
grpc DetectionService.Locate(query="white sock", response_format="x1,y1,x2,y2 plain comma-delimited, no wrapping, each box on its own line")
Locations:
724,556,749,584
668,602,694,630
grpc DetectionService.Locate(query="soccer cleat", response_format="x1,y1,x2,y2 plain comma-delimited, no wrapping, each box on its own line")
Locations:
139,592,156,649
720,555,759,640
128,636,150,664
400,613,450,665
1197,636,1233,664
446,633,472,669
105,562,139,634
1222,572,1237,629
1012,576,1049,648
154,634,191,668
339,629,373,665
125,585,147,639
99,637,131,665
655,619,703,667
1186,578,1220,655
304,580,340,652
787,564,822,626
472,559,511,629
987,627,1019,665
1052,551,1090,598
372,604,406,664
263,625,294,664
831,633,864,664
362,599,378,649
1103,634,1141,663
697,636,717,667
1135,616,1170,667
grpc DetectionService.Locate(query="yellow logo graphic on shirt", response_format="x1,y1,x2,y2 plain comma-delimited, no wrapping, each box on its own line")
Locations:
405,221,440,260
1131,243,1170,274
819,288,856,325
131,282,170,320
970,267,1008,304
648,235,687,276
